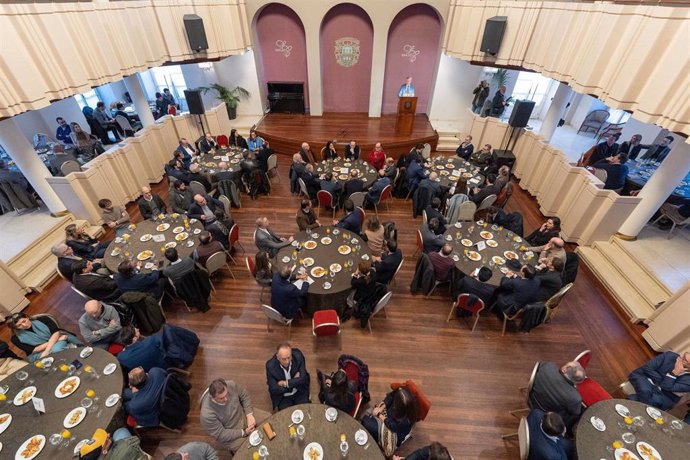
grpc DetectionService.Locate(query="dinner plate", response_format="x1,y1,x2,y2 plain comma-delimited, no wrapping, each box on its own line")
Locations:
189,219,198,224
63,407,86,429
355,429,368,445
454,222,462,228
320,237,332,245
590,416,606,431
303,442,323,460
175,232,189,241
13,386,36,406
361,254,370,261
467,251,481,261
492,256,505,265
230,159,240,164
186,240,194,247
291,409,304,424
323,282,332,290
140,234,153,242
193,228,201,235
343,163,351,167
110,248,121,257
282,256,291,263
636,441,661,460
105,393,120,408
156,223,170,232
486,240,498,247
0,413,12,435
440,170,450,176
136,250,153,261
338,245,351,255
291,240,300,247
172,226,184,234
310,267,327,278
303,257,315,267
339,174,349,181
615,448,640,460
114,237,123,244
249,430,262,447
165,242,177,249
615,403,631,417
646,406,662,419
445,235,453,241
103,363,117,376
463,172,473,178
41,357,54,367
74,439,89,456
304,241,317,250
504,251,519,260
480,231,494,240
436,165,445,170
55,376,80,398
330,263,342,273
144,262,155,270
500,267,510,274
15,435,45,460
79,347,93,358
461,239,473,247
325,407,338,422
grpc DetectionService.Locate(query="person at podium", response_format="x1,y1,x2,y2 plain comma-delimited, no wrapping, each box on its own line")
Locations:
398,76,416,97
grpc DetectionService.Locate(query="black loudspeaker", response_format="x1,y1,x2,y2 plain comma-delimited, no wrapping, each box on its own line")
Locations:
509,100,536,128
480,16,507,55
185,89,205,115
183,14,208,52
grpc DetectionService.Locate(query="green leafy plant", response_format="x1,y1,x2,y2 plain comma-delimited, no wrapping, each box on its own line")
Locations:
491,68,511,88
200,83,250,109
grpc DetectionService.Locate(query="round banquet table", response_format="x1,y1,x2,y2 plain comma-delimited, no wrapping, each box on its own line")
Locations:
103,216,204,273
195,146,245,176
315,158,377,189
234,403,384,460
576,399,690,460
625,160,690,204
426,155,484,189
274,226,372,314
0,347,124,459
443,221,534,286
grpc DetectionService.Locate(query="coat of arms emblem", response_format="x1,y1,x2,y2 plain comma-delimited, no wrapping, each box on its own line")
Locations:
334,37,360,67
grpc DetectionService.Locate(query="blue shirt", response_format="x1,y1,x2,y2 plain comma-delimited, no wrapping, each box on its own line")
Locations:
56,125,73,144
247,136,264,151
398,84,416,97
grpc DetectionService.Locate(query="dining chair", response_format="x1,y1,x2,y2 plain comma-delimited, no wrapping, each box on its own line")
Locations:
216,134,228,148
367,291,392,333
228,224,245,255
544,282,573,323
446,294,485,332
373,184,393,218
387,259,403,287
502,307,526,335
188,181,207,197
457,201,477,221
312,309,341,350
205,251,235,280
267,154,280,182
578,377,612,407
60,160,82,176
413,229,424,257
260,304,293,339
573,349,592,369
316,190,336,219
298,178,309,199
115,115,135,137
348,192,365,208
246,256,268,303
475,194,497,220
504,361,540,426
593,168,608,185
218,195,232,217
355,206,366,227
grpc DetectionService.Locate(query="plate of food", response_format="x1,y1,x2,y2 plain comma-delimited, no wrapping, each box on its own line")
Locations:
172,226,184,234
463,172,473,178
110,247,121,257
0,413,12,435
164,242,177,249
103,363,117,375
461,239,473,247
339,174,349,181
343,163,352,167
303,442,323,460
156,223,170,232
615,403,631,417
137,250,153,261
15,435,45,460
480,231,494,240
590,416,606,431
325,407,338,422
55,376,80,398
302,257,315,267
636,442,661,460
304,240,318,250
445,234,453,241
105,393,120,408
79,346,93,358
139,234,153,242
338,245,351,255
63,407,86,429
440,170,450,176
291,409,304,424
329,263,342,273
486,239,498,247
175,232,189,241
230,159,240,164
646,406,662,420
193,228,201,235
504,251,519,260
13,387,36,406
355,429,368,446
249,430,262,447
492,256,506,265
282,256,291,263
468,251,481,261
311,266,327,278
320,237,332,245
436,165,445,170
332,166,341,172
615,448,640,460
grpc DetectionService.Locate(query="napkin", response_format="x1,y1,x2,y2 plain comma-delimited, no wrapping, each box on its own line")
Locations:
152,234,166,242
293,277,314,289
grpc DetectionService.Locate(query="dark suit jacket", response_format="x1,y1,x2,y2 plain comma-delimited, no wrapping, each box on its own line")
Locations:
336,212,361,234
176,145,197,166
344,145,360,160
629,352,690,410
255,227,290,258
137,195,167,220
366,177,390,202
454,275,496,306
188,172,212,192
162,258,196,283
497,276,541,312
118,335,166,372
471,183,500,205
536,271,563,302
456,143,474,160
187,196,225,222
526,409,572,460
319,180,342,196
115,271,164,298
73,273,120,301
592,160,629,190
425,206,447,234
123,367,167,427
266,348,310,409
529,362,582,430
419,178,441,197
271,273,308,319
344,179,364,197
406,161,425,188
199,138,217,153
58,256,84,279
256,148,272,172
374,249,402,284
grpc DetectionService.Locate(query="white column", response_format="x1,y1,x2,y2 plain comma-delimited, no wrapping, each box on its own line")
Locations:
124,75,155,127
0,118,67,215
539,83,573,143
304,26,322,116
618,141,690,238
368,29,387,117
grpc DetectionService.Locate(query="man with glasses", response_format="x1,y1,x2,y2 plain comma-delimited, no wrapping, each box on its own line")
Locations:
629,351,690,413
78,300,122,349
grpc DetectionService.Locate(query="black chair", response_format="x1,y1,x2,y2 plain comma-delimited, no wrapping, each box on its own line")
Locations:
563,252,579,285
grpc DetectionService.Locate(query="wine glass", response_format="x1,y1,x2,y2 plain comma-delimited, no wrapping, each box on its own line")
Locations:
340,440,349,457
296,425,305,441
621,432,635,444
49,433,62,448
16,370,28,384
81,397,93,411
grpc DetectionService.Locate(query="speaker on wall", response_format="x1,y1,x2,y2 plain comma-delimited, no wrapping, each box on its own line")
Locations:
183,14,208,52
185,89,205,115
509,100,536,128
480,16,507,55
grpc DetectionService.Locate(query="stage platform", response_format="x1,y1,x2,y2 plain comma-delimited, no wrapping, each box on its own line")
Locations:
255,112,438,159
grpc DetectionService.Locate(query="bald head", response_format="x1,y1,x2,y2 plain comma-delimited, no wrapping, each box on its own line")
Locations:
550,237,565,248
218,161,228,170
194,194,205,206
301,142,310,150
85,300,102,318
429,172,438,181
292,153,303,163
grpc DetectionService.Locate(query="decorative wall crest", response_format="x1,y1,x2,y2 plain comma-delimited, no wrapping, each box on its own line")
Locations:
334,37,360,67
275,40,292,58
402,44,420,63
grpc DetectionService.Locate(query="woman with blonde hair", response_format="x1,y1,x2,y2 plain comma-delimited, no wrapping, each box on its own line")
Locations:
69,122,104,161
495,165,511,190
363,217,386,256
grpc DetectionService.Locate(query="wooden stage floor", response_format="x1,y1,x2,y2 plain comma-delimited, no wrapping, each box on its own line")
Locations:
255,112,438,158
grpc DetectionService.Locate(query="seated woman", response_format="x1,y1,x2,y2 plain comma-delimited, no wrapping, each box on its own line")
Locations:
246,131,265,152
7,313,81,363
525,216,561,246
229,128,248,149
254,251,273,287
363,217,386,256
495,165,511,190
321,140,338,161
318,369,357,414
65,223,110,260
69,122,104,162
348,261,385,328
362,387,418,455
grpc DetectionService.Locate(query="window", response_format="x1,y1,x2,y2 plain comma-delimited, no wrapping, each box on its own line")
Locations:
149,65,189,111
74,89,101,110
511,72,554,111
607,109,631,125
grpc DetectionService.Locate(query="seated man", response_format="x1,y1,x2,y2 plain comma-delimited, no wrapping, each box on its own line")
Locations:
628,351,690,412
581,134,620,166
93,101,122,141
78,300,122,349
419,171,442,197
114,260,167,299
470,173,500,205
123,366,168,427
266,342,310,410
384,157,397,181
592,153,629,190
456,135,474,160
536,257,564,302
170,180,194,214
296,199,320,231
188,194,234,247
52,243,93,280
113,102,142,131
469,144,493,169
334,199,362,234
166,159,191,184
529,237,567,268
373,239,403,285
199,132,217,154
176,138,198,167
495,264,541,315
453,266,497,307
421,218,445,253
364,169,391,208
137,186,167,220
299,164,320,199
425,197,447,235
319,172,342,199
193,231,226,267
255,216,293,258
117,325,166,372
72,259,120,301
343,169,365,199
526,409,573,460
55,117,74,146
200,379,270,454
164,442,219,460
528,361,585,431
188,163,213,192
298,142,316,164
271,266,309,320
639,135,674,163
162,247,196,283
428,244,455,282
406,156,426,193
345,140,360,160
367,142,386,171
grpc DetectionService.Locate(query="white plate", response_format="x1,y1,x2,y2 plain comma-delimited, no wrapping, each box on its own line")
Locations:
105,393,120,408
156,223,170,232
144,262,155,270
636,441,661,460
646,406,662,419
103,363,117,376
0,413,12,435
454,222,462,228
165,242,177,249
320,237,332,245
55,376,80,398
445,235,452,241
615,403,631,417
323,282,332,290
590,416,606,431
15,435,45,460
291,240,300,247
193,228,201,235
354,429,368,446
40,357,54,367
303,442,323,460
361,254,370,261
74,439,89,455
79,347,93,359
452,255,460,262
139,234,153,242
172,226,184,234
615,448,640,460
282,256,291,263
249,430,262,447
63,407,86,428
325,407,338,422
13,387,36,406
291,409,304,424
189,219,198,224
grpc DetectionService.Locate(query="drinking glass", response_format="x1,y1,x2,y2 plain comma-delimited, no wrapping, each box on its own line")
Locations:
49,433,62,448
81,397,93,410
296,424,305,441
258,445,269,459
16,370,28,383
621,432,635,444
632,416,645,429
340,440,349,457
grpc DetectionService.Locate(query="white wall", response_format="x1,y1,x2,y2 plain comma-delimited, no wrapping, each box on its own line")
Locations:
568,93,607,131
428,55,482,133
620,117,663,145
12,110,52,144
138,70,158,100
180,64,220,109
213,51,264,117
98,81,128,106
39,97,88,136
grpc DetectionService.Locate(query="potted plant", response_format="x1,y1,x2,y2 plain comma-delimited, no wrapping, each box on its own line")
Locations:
200,83,250,120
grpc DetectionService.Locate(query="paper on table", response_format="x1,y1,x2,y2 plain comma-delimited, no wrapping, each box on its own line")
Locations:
32,397,45,413
293,277,314,289
476,241,486,251
468,178,480,185
450,170,461,177
152,234,166,242
340,167,349,174
221,156,229,162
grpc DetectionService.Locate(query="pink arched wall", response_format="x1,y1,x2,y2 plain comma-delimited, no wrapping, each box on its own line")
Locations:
255,3,309,109
382,4,442,114
320,4,373,113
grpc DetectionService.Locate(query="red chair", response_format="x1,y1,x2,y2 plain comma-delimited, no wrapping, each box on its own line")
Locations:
350,391,363,418
414,229,424,257
316,190,336,218
216,134,228,148
447,294,485,332
228,224,245,256
373,184,393,218
167,105,177,116
342,361,360,384
574,350,592,369
390,379,431,422
578,377,613,407
312,309,341,337
107,343,125,356
356,206,365,227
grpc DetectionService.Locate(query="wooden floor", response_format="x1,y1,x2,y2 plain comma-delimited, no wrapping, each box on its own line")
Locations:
255,113,439,158
0,155,655,459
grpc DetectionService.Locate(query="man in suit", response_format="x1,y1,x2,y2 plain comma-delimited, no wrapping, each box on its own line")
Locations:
469,144,493,169
425,197,447,235
489,85,509,117
123,366,168,427
495,264,541,315
364,169,390,208
530,237,567,269
255,216,293,258
72,259,120,301
629,351,690,411
334,199,361,234
188,194,234,247
52,243,95,279
170,181,194,214
199,133,217,154
78,300,122,349
188,163,213,192
583,134,620,166
176,138,198,167
470,173,500,205
406,155,426,193
299,164,320,199
526,409,573,460
373,239,402,285
114,260,167,299
299,142,316,164
639,135,674,163
453,266,497,307
319,172,342,206
93,101,122,141
456,135,474,160
419,172,442,197
162,247,196,283
343,170,365,202
113,102,142,131
265,342,310,410
137,186,167,220
528,361,585,431
214,161,237,183
271,266,309,320
117,325,167,372
384,157,397,181
536,257,564,302
397,76,416,97
345,140,360,160
592,153,629,190
421,218,445,253
193,231,226,267
428,244,455,282
165,159,191,184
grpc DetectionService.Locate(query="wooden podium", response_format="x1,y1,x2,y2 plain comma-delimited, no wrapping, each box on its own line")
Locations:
396,96,417,134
